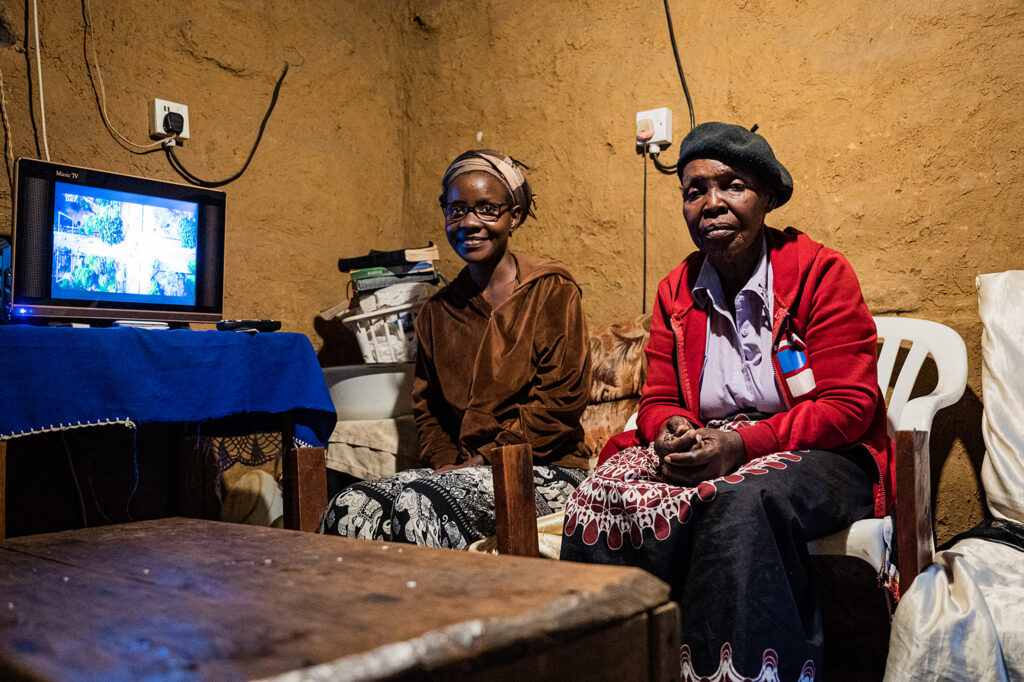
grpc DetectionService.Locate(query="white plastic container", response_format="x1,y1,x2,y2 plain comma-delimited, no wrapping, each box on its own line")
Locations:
341,302,421,363
322,362,415,420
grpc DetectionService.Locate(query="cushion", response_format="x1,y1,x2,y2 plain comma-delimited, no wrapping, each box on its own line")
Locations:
468,512,566,558
220,469,284,527
587,313,651,403
807,517,892,573
325,415,420,480
580,398,640,461
580,313,651,460
977,270,1024,522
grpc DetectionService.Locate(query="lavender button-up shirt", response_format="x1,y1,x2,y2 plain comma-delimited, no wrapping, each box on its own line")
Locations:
692,238,785,420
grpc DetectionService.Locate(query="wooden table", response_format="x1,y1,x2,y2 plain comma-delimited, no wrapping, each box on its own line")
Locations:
0,518,679,681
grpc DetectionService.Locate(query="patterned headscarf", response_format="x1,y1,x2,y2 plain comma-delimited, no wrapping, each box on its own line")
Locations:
439,149,536,223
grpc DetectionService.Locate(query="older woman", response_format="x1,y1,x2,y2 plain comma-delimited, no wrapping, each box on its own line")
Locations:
561,123,893,681
320,149,591,548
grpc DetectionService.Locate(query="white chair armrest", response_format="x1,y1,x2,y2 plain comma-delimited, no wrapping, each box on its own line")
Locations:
875,316,968,434
898,391,964,433
892,321,967,433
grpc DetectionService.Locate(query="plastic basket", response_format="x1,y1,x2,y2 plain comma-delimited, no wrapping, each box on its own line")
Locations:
341,301,423,363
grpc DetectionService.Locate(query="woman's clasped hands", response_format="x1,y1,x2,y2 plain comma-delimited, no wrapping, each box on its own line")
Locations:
653,416,747,486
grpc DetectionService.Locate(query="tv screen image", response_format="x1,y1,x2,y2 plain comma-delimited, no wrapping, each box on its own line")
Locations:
52,182,200,307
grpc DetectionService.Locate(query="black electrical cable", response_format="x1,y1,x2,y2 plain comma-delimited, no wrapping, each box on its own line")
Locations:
663,0,695,132
126,426,140,521
638,3,700,307
642,148,649,314
650,152,677,174
85,448,113,524
61,433,89,529
165,62,289,188
645,1,692,176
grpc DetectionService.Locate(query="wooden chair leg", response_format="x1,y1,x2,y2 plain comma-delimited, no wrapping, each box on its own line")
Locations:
492,444,540,557
894,428,933,591
282,446,328,532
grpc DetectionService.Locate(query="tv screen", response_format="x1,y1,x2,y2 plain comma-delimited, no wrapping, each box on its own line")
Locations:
52,182,200,307
7,159,225,325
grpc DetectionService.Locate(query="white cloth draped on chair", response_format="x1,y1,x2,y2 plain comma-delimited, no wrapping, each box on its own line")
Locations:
885,270,1024,681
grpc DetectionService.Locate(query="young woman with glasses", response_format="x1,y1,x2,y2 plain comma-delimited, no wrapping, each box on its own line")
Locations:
319,149,592,548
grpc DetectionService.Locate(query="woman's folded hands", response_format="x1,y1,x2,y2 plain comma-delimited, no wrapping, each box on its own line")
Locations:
655,416,746,486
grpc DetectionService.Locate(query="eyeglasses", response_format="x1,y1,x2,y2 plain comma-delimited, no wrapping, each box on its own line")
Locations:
442,203,510,223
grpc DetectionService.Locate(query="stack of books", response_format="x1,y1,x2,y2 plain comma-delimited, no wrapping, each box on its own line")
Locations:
338,242,441,295
349,260,438,293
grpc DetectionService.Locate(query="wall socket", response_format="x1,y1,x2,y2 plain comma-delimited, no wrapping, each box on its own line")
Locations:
635,107,672,153
148,98,190,140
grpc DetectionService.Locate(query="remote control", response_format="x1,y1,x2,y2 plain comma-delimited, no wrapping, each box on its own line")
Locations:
216,319,281,332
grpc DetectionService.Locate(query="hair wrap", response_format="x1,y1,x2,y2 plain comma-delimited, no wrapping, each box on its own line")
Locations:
440,149,536,222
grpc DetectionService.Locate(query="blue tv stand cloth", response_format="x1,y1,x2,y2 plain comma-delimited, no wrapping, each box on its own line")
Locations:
0,325,337,445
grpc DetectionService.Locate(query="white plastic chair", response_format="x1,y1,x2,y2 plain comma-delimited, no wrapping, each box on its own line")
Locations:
808,316,968,589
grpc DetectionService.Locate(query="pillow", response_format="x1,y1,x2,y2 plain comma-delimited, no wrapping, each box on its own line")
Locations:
977,270,1024,523
588,313,651,403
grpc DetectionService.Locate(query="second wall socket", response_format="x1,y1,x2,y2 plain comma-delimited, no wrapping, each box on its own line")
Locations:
635,107,672,153
149,98,191,140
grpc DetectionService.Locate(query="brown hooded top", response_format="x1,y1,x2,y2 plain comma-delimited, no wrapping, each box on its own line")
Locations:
411,252,591,470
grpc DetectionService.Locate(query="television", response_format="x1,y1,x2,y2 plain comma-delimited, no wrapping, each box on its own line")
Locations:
4,158,226,325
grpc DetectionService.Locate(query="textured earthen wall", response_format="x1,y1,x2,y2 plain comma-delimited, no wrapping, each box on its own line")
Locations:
1,0,1020,542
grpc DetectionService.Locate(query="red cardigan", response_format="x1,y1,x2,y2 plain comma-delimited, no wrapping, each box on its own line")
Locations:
606,226,894,518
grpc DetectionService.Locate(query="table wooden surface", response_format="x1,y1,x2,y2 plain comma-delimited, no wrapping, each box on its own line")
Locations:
0,518,679,681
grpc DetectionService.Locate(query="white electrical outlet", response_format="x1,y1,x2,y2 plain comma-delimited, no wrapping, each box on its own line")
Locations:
148,98,190,140
635,107,672,153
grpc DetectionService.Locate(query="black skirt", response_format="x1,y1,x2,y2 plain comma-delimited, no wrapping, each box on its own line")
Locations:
561,418,875,681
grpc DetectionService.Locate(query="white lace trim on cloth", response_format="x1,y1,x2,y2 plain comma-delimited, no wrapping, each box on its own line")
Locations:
204,433,314,473
681,643,815,682
0,418,137,441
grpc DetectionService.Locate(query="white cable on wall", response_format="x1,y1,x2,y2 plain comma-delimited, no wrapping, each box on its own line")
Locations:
32,0,50,161
0,63,15,189
83,0,168,151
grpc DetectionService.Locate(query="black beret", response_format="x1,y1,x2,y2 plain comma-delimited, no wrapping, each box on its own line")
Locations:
676,122,793,209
